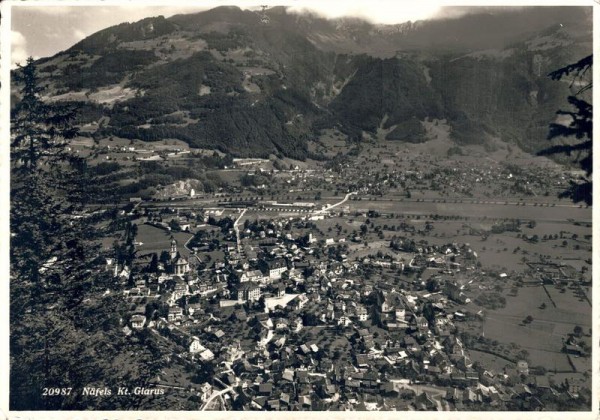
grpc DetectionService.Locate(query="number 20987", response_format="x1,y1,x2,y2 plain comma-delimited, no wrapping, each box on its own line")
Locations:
42,388,73,396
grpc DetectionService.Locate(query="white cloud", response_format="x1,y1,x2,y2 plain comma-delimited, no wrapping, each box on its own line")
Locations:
73,28,87,40
289,1,441,24
27,6,76,16
11,30,29,69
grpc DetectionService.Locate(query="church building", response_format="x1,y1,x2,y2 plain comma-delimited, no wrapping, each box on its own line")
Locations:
169,237,190,276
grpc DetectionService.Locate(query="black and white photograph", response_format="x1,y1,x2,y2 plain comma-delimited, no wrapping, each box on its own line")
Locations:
2,0,596,415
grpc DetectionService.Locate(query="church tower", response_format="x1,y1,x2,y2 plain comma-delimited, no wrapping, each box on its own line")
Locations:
170,237,178,260
168,236,189,276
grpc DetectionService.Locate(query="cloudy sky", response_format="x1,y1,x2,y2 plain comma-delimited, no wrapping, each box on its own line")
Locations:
9,1,458,67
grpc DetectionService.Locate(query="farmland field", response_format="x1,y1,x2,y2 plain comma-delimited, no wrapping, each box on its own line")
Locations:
136,224,193,258
469,349,514,371
481,284,590,372
347,199,591,222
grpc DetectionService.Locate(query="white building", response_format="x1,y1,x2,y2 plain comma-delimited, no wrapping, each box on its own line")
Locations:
190,337,206,354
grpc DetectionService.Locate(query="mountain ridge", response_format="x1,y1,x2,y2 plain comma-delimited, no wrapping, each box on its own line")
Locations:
13,6,592,159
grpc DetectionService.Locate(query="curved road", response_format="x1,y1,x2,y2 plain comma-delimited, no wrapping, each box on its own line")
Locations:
313,191,357,215
201,385,234,411
233,208,247,253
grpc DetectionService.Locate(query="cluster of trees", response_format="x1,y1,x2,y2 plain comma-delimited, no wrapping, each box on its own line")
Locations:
70,16,177,54
389,237,419,253
490,220,521,234
10,58,97,408
331,56,443,136
89,156,235,199
447,110,490,145
200,29,248,52
105,93,318,160
60,49,158,90
539,55,593,205
131,51,243,95
10,58,166,410
474,292,507,310
240,173,270,187
385,117,427,143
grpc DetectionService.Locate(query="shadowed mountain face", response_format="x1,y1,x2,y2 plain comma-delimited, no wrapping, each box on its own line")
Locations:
15,6,592,158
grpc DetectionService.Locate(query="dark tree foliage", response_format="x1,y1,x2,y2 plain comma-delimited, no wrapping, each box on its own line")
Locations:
11,57,78,169
10,58,163,410
538,55,592,205
11,57,94,408
11,57,98,288
385,117,427,143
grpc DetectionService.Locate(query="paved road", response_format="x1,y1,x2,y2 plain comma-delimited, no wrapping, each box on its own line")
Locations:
313,191,357,215
201,385,234,411
233,208,247,253
183,233,195,253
